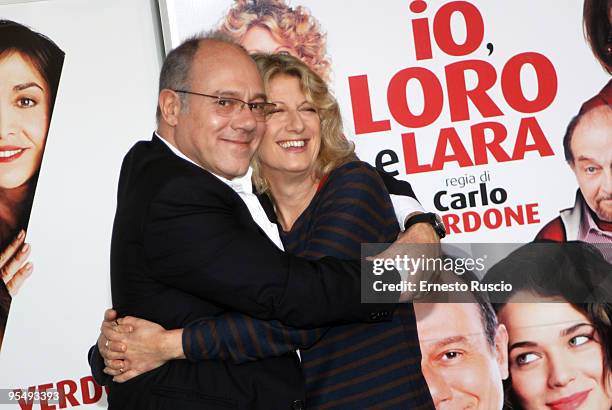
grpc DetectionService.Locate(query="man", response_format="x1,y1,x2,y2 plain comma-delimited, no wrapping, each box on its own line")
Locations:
536,81,611,262
95,32,437,409
414,302,508,410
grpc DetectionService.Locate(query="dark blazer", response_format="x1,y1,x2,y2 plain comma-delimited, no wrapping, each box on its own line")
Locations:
105,135,394,410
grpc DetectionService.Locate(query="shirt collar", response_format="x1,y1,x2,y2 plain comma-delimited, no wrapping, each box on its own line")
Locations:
215,167,254,194
154,132,253,194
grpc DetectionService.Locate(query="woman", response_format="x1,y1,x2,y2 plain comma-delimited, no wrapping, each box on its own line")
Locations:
219,0,332,82
249,54,432,408
99,53,433,409
485,242,612,410
0,20,64,346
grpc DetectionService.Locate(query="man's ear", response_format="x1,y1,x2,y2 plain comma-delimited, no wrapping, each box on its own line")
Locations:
159,89,182,126
494,323,509,380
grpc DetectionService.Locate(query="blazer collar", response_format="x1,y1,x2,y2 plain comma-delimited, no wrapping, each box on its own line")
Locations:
152,132,254,194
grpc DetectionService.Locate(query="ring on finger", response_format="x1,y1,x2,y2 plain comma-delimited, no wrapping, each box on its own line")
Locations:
119,366,124,373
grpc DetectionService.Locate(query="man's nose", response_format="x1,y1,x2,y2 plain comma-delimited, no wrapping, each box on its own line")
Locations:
231,103,257,132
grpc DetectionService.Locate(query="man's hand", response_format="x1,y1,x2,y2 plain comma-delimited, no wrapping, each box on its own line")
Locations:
98,309,184,383
397,213,440,244
371,214,443,302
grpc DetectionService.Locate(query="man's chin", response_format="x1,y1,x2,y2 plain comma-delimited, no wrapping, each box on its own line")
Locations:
598,214,612,223
595,206,612,222
221,165,250,180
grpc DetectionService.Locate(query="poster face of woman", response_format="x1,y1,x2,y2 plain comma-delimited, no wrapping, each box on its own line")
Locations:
240,26,296,56
0,52,49,190
0,19,64,349
499,302,612,410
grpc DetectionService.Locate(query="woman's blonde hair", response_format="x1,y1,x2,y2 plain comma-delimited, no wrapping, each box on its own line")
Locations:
251,53,355,194
219,0,331,82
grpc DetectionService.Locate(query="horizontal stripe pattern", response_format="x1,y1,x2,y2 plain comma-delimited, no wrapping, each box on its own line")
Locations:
281,161,433,409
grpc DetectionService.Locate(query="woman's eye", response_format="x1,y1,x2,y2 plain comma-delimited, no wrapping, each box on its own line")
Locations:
585,166,598,174
569,335,590,347
516,352,539,366
17,97,37,108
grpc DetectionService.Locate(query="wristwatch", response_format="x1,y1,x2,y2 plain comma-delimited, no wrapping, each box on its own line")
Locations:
404,212,446,239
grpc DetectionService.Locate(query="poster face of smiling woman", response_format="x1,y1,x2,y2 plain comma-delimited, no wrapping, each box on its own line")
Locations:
0,20,64,351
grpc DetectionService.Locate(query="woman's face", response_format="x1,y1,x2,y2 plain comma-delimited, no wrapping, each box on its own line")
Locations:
257,74,321,178
499,302,612,410
241,26,297,56
0,52,49,189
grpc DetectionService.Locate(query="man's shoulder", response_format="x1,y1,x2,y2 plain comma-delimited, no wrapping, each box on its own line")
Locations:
118,136,229,201
535,217,566,242
122,137,187,174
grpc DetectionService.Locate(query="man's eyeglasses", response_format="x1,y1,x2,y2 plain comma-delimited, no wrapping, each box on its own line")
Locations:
173,90,276,122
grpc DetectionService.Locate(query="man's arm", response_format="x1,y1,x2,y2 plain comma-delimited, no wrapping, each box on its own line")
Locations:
99,163,404,381
377,169,440,243
377,169,418,199
99,165,436,382
181,163,403,365
141,176,395,328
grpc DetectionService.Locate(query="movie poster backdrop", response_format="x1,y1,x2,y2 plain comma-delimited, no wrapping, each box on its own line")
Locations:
160,0,610,243
158,2,612,409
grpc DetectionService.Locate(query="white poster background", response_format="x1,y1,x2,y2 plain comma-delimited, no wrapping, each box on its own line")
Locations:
161,0,610,242
0,0,162,408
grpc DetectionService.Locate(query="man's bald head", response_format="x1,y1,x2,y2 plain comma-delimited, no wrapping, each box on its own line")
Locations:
155,31,250,123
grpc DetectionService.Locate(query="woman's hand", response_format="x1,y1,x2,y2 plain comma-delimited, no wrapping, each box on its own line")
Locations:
1,230,33,296
98,309,184,383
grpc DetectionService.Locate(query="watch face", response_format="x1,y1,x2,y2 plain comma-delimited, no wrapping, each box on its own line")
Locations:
432,213,447,237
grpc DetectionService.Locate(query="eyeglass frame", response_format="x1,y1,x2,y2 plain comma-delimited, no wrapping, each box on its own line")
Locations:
172,89,276,121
